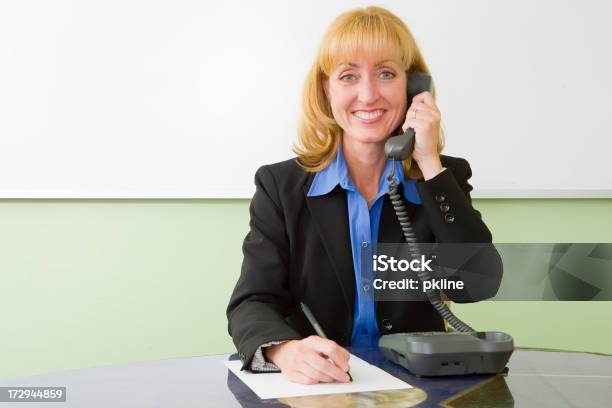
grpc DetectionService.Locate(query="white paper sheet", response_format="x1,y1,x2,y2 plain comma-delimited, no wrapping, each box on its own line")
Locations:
224,354,412,399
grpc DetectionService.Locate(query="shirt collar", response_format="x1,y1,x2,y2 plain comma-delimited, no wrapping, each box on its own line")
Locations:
307,145,421,205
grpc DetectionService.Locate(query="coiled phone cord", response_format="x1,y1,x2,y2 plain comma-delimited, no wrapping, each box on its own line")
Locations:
387,161,475,333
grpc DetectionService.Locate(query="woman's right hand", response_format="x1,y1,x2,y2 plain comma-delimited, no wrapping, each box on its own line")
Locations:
264,335,351,384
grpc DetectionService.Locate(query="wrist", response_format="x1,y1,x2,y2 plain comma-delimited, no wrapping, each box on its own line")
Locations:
418,155,443,180
263,340,295,365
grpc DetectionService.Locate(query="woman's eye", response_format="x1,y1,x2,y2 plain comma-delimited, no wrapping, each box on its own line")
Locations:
340,74,355,81
379,70,395,79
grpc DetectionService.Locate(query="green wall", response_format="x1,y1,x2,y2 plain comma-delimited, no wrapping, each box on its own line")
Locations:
1,199,611,380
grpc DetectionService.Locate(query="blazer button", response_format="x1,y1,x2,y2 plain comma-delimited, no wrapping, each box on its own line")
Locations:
239,352,246,361
439,202,450,213
435,193,446,202
444,213,455,223
381,318,393,331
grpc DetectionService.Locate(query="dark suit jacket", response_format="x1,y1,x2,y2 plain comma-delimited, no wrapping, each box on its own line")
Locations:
226,155,502,369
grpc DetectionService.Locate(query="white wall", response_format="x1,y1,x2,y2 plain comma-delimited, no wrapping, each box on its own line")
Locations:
1,0,610,198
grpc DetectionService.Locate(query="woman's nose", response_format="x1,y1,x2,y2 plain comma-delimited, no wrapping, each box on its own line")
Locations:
357,76,380,104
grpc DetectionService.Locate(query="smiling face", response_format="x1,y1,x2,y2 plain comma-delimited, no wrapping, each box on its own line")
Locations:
324,52,408,146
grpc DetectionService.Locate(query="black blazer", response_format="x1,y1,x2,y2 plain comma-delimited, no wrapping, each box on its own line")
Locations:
227,155,502,369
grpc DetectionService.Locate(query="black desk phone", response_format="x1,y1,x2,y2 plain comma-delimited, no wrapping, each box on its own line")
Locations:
378,71,514,376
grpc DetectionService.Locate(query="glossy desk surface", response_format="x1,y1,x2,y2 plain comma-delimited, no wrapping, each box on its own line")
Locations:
1,348,611,407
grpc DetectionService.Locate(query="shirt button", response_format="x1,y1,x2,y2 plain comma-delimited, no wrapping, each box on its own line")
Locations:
444,213,455,223
435,193,446,202
439,202,450,213
381,319,393,331
361,242,368,248
363,284,370,291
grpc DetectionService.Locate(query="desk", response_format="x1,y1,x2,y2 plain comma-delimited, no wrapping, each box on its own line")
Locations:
1,348,611,407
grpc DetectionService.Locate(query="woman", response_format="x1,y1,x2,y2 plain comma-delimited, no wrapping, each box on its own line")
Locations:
226,6,501,385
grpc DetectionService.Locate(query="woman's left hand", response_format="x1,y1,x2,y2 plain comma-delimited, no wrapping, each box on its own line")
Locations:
401,91,443,179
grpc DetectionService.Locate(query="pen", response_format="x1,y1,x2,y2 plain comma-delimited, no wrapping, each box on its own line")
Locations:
300,302,353,382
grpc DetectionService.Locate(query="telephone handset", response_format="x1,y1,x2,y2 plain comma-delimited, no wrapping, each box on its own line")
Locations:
384,71,433,161
379,71,514,376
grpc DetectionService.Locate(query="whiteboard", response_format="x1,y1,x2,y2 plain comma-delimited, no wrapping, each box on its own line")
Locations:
1,0,611,198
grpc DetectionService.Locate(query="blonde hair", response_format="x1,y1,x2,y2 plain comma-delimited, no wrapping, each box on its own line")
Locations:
293,6,444,179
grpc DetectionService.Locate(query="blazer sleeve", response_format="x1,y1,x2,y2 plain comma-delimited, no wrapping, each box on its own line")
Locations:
226,165,302,370
415,158,503,302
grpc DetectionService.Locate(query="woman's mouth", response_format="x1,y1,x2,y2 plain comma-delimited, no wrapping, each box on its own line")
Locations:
352,109,385,124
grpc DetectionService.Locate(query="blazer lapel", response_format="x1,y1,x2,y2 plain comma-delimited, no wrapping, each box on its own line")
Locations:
304,185,355,316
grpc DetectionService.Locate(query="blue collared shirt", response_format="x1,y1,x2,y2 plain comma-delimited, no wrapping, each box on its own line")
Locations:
307,145,421,347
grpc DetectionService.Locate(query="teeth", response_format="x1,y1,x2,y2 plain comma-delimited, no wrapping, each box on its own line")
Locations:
354,110,384,120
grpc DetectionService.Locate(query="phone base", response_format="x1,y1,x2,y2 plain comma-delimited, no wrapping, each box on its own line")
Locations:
379,331,514,376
